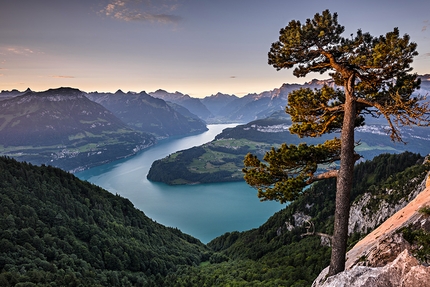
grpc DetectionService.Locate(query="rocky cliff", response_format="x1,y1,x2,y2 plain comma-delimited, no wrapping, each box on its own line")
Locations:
348,166,428,235
313,170,430,287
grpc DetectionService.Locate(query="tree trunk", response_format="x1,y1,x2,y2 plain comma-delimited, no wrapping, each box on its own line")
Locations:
328,77,356,276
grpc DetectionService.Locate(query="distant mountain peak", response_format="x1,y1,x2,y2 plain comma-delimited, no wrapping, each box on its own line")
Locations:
45,87,81,93
15,88,86,103
304,78,334,86
150,90,192,101
211,92,237,98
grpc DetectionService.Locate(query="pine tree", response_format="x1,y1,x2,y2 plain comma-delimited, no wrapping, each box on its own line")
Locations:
243,10,429,276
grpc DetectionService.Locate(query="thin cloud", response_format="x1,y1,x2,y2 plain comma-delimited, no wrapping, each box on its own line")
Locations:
423,20,429,32
51,75,75,79
2,47,34,56
100,0,182,24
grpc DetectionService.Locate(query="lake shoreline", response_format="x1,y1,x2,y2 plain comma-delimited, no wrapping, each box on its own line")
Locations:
76,124,285,243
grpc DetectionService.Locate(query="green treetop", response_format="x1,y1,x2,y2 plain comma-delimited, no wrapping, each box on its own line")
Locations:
243,9,429,277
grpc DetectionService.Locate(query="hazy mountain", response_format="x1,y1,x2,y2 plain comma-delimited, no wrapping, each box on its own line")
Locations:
0,87,155,172
199,79,334,123
149,89,213,121
2,74,427,126
86,90,207,138
200,93,239,121
192,75,428,124
166,101,203,121
0,88,31,101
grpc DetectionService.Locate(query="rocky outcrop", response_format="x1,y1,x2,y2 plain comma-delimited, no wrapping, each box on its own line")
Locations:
313,250,430,287
348,175,427,235
348,154,429,237
313,172,430,287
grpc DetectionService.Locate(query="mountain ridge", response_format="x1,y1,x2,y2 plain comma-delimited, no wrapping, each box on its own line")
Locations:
86,90,207,138
0,87,155,172
2,75,428,124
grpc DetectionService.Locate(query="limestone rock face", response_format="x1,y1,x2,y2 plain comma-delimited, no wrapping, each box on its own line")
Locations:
348,173,427,235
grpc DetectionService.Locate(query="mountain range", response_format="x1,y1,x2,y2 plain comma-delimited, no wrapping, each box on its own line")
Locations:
150,74,430,124
0,88,155,172
1,75,429,172
0,88,208,172
86,90,207,138
150,80,336,123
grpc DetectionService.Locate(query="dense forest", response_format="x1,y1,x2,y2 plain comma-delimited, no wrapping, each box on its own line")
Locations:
147,145,247,184
1,152,428,286
0,156,210,286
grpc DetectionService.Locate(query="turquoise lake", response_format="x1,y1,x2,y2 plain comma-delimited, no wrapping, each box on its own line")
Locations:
76,124,285,243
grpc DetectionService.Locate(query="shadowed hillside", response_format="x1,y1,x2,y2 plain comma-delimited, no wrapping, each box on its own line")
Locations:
0,156,210,286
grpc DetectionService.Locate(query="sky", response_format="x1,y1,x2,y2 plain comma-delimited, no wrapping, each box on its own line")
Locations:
1,0,429,98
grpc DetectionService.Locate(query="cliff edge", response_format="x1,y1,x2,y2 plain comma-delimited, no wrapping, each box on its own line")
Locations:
313,172,430,287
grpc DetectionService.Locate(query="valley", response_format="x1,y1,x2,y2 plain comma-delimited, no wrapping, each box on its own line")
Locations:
1,76,430,286
2,148,428,286
1,75,429,174
75,124,285,244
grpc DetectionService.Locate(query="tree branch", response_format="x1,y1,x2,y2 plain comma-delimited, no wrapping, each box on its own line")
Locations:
306,169,338,184
301,232,333,241
356,95,430,142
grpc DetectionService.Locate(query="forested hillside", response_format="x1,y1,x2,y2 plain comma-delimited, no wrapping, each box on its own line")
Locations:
0,156,210,286
1,150,428,286
163,152,429,286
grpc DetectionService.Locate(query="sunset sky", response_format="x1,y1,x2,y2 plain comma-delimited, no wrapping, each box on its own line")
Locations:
1,0,429,98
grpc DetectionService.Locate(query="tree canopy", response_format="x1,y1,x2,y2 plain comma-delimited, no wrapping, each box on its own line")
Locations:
243,9,429,277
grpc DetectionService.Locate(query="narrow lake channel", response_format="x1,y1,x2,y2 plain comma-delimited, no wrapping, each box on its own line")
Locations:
76,124,285,243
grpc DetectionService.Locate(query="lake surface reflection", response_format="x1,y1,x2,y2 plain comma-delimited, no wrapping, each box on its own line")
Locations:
76,124,285,243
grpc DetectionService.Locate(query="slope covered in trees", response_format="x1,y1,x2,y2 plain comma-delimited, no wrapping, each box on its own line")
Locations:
0,156,210,287
1,151,428,286
164,152,429,286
